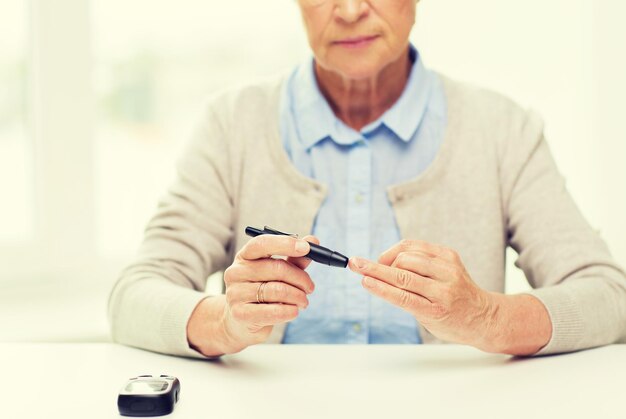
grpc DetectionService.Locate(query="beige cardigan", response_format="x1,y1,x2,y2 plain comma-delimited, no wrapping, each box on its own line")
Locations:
107,72,626,358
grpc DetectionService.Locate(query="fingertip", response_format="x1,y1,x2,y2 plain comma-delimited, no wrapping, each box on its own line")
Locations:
283,305,299,320
302,234,320,245
301,257,314,270
286,255,311,271
295,239,310,253
349,256,368,271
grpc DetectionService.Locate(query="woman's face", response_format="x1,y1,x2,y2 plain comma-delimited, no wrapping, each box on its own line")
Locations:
297,0,418,80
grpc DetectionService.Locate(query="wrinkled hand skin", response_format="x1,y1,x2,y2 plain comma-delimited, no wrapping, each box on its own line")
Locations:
187,234,320,357
348,239,551,355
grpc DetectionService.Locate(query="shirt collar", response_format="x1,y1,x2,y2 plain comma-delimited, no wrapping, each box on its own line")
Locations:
290,43,432,151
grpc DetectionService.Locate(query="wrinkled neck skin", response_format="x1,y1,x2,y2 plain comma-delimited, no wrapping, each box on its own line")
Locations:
314,45,412,131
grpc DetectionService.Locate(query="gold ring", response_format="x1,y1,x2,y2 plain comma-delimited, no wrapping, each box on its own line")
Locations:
257,282,268,304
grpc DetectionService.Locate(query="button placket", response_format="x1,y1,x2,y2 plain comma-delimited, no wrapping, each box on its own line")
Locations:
345,139,371,342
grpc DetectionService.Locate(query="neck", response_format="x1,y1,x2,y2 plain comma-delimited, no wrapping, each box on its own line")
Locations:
314,46,412,131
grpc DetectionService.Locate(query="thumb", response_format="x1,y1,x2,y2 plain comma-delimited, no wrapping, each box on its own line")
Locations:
286,235,320,270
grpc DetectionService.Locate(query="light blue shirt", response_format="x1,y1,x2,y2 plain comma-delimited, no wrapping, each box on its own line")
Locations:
278,44,447,344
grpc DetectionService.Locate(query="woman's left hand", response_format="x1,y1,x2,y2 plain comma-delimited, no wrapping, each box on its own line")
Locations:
348,239,498,351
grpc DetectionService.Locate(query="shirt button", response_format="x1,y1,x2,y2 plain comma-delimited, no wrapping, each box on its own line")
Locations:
352,323,362,333
354,193,364,204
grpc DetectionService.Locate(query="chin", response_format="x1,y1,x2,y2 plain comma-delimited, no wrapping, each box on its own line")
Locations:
335,64,382,80
323,55,387,80
318,42,395,80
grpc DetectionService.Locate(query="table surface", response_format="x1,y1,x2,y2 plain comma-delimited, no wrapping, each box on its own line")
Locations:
1,343,624,419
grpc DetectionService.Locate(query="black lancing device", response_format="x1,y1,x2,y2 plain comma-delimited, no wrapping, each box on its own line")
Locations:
245,225,349,268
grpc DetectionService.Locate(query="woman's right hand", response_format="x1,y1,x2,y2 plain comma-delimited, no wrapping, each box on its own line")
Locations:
216,234,319,354
187,234,318,356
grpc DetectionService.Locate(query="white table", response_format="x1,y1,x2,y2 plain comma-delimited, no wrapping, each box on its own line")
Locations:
0,343,623,419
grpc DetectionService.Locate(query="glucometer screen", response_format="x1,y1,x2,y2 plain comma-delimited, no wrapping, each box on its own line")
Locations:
124,380,168,393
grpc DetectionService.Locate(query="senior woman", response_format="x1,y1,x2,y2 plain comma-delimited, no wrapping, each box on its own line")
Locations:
108,0,626,358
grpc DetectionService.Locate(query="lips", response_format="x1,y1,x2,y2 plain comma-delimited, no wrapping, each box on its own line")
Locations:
334,35,379,45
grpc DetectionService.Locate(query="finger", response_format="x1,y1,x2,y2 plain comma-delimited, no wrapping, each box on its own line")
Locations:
348,257,434,299
390,251,456,281
286,235,320,270
239,234,310,261
226,281,309,308
361,276,431,315
378,240,438,265
231,303,300,327
225,258,315,294
378,239,459,266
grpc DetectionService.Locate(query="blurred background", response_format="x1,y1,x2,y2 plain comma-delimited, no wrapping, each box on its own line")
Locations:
0,0,624,343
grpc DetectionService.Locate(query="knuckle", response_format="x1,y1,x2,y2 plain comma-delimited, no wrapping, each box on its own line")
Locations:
271,259,286,277
399,239,414,250
423,255,436,269
224,287,237,305
223,265,236,285
431,302,450,320
233,249,245,263
395,269,412,289
447,248,460,262
255,235,269,250
398,291,413,308
395,252,408,267
273,282,289,300
451,267,464,281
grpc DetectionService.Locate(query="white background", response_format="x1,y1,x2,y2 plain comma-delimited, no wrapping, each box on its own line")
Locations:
0,0,624,343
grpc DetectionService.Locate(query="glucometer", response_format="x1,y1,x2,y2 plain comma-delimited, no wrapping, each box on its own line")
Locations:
245,225,349,268
117,375,180,417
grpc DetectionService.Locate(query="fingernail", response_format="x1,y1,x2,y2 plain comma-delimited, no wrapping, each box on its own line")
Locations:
353,257,367,269
295,240,309,253
363,276,373,287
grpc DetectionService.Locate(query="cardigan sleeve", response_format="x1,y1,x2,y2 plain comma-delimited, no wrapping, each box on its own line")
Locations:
503,110,626,355
107,102,235,359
